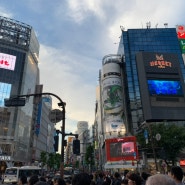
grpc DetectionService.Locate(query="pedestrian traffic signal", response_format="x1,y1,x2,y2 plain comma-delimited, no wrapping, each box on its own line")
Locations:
54,135,59,152
73,139,80,155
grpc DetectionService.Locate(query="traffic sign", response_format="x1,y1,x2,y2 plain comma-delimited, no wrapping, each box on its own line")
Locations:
156,133,161,141
144,129,148,139
49,109,63,123
4,98,26,107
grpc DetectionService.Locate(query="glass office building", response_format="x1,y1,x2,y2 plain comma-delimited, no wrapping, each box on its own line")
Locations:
118,27,185,134
0,16,40,168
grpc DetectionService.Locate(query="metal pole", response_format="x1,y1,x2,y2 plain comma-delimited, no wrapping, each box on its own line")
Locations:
16,92,66,178
60,103,65,178
146,122,158,171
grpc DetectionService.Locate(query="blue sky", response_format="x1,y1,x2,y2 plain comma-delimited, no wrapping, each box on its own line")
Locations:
0,0,184,133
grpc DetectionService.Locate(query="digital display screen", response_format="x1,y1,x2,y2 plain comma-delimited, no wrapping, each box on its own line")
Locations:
106,136,138,161
0,82,11,107
110,141,135,158
0,53,16,71
147,80,183,96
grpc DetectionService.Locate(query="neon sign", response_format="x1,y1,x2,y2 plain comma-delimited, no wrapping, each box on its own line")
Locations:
176,25,185,39
150,54,172,69
0,53,16,71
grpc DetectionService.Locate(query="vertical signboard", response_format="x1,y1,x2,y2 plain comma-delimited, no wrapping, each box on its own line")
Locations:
176,25,185,54
102,59,126,138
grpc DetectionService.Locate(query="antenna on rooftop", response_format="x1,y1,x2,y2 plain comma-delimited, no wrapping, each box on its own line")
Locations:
155,23,158,28
120,25,125,31
146,21,151,29
164,23,168,28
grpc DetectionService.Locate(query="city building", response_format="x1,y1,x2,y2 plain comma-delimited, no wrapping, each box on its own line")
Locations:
0,16,55,171
95,25,185,170
32,96,55,163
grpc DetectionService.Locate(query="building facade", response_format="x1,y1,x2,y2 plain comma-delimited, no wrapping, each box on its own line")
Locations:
119,27,185,134
0,16,55,171
95,25,185,170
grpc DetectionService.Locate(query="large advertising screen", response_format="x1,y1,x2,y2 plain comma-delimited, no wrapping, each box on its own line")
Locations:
106,136,138,161
147,79,183,96
0,53,16,71
0,82,11,107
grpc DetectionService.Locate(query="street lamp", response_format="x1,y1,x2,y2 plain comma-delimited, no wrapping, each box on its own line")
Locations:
4,92,66,178
139,121,158,171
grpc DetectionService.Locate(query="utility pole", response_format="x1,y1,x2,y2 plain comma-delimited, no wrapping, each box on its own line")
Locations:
139,121,158,171
4,92,66,178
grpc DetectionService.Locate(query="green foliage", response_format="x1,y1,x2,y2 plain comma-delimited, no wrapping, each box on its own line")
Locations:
85,144,95,166
40,152,61,170
40,151,47,168
136,123,185,165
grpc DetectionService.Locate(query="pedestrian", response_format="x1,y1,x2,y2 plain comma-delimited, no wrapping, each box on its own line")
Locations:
112,172,121,185
89,174,96,185
18,175,27,185
96,172,104,185
122,170,129,180
53,177,66,185
66,179,71,185
28,175,39,185
127,172,142,185
121,179,128,185
72,173,91,185
146,174,176,185
169,166,184,185
141,172,151,185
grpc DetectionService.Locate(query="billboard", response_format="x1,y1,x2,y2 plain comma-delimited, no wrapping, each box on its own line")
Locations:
0,53,16,71
176,25,185,54
147,79,183,96
176,25,185,39
105,136,138,162
136,52,185,121
102,60,126,137
0,82,11,107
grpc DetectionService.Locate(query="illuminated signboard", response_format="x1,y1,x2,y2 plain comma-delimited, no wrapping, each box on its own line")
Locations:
0,82,11,107
147,79,183,96
105,136,138,161
176,25,185,39
179,39,185,54
0,53,16,71
176,25,185,53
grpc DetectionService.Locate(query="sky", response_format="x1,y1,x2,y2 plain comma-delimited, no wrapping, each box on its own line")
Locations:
0,0,184,134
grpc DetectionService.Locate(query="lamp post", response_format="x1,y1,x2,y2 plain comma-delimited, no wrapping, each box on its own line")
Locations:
5,92,66,178
139,121,158,171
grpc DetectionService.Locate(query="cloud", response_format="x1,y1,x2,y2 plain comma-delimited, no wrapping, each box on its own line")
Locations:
65,0,105,24
0,6,14,18
39,44,97,126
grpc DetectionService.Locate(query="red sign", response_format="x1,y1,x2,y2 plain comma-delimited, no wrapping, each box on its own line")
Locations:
180,159,185,166
105,136,138,162
176,25,185,39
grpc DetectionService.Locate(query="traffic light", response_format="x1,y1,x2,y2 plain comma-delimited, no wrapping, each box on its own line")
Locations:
54,135,59,152
73,139,80,155
64,140,67,147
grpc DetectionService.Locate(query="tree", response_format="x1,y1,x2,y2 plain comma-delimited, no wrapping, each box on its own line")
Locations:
136,123,185,166
54,153,61,170
40,151,48,170
85,144,94,170
47,153,55,170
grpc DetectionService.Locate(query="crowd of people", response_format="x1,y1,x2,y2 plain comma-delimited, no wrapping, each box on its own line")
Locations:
17,166,185,185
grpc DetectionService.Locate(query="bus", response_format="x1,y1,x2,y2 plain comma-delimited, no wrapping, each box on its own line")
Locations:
3,166,41,184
